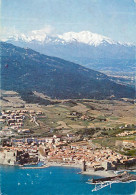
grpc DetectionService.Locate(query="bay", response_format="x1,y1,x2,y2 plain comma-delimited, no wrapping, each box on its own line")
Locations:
0,166,135,195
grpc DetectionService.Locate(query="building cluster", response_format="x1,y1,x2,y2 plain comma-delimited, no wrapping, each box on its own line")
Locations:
119,124,136,129
43,140,135,170
0,136,136,170
69,111,106,122
116,131,136,137
116,140,136,149
0,109,135,171
0,109,43,137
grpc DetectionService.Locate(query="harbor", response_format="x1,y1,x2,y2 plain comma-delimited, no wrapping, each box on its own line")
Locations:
89,171,136,184
0,165,136,195
87,171,136,192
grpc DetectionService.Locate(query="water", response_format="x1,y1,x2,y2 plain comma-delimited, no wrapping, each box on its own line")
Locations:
23,161,44,167
0,166,135,195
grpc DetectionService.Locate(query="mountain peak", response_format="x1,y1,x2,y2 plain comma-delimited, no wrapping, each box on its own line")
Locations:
58,31,116,46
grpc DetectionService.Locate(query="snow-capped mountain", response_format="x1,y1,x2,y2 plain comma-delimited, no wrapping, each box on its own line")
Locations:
7,31,118,45
5,31,135,72
6,30,134,46
58,31,116,46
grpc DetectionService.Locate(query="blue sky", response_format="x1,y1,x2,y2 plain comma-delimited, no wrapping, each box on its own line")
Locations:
1,0,136,43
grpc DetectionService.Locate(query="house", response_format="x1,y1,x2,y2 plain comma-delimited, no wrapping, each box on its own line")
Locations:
122,140,136,148
18,129,30,134
36,111,43,115
53,135,62,142
29,110,35,114
67,133,75,138
8,119,16,124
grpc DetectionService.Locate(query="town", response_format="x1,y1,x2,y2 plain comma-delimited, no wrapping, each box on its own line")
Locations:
0,95,135,173
0,131,136,173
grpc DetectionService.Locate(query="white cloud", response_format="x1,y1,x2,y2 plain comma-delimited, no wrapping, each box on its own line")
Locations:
0,26,20,41
134,0,136,3
25,25,55,42
0,25,55,42
31,25,54,35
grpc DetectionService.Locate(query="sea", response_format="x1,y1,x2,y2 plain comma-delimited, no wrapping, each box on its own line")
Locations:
0,165,135,195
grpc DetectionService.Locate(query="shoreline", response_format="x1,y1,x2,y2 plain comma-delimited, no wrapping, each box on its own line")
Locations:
45,162,116,177
1,162,135,178
21,165,49,169
81,170,116,177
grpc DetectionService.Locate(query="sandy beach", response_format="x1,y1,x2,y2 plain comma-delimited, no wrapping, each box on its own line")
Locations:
46,162,82,169
81,170,116,177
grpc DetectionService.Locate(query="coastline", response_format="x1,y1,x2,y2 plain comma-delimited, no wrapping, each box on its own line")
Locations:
20,165,49,169
45,162,116,177
1,162,135,178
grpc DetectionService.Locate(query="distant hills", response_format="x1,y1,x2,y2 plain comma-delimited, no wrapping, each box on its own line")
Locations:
1,42,135,100
6,31,135,73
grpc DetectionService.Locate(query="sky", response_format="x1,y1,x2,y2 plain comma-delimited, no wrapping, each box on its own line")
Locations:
1,0,136,43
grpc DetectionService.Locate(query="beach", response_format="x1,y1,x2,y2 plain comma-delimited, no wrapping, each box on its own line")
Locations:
46,162,116,177
81,170,116,177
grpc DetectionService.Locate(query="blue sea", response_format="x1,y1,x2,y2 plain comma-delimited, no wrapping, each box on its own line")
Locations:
0,166,135,195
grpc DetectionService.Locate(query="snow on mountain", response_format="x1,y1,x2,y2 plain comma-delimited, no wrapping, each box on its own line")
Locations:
6,29,135,48
58,31,116,46
5,30,135,71
8,32,49,43
7,27,55,43
6,30,119,46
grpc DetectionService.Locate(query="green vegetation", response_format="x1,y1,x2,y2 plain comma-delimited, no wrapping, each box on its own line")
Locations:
121,149,136,157
92,137,117,148
23,117,35,130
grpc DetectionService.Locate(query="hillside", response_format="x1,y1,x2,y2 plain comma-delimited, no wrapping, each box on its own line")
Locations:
6,31,135,73
1,42,135,99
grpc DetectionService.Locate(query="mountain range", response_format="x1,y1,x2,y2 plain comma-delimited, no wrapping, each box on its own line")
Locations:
6,31,135,73
1,42,135,100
